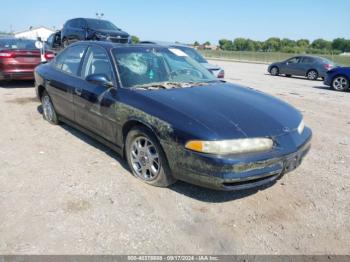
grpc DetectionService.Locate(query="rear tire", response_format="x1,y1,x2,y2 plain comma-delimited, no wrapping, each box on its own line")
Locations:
307,70,318,80
331,75,349,92
125,126,176,188
41,90,59,125
285,74,292,77
270,66,279,76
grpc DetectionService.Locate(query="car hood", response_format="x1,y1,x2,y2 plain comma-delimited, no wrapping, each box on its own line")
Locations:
139,83,302,140
201,62,221,71
96,29,129,37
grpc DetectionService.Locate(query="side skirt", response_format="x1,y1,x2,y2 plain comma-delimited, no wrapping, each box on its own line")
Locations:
59,116,124,157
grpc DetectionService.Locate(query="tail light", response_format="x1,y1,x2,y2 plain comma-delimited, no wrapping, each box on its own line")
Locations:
44,52,55,60
324,64,333,70
217,70,225,79
0,51,15,58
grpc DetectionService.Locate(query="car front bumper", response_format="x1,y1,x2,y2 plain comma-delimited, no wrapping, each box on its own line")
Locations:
324,74,332,86
163,127,312,191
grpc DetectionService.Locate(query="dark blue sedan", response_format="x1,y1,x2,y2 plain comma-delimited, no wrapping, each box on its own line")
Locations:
324,67,350,91
34,41,312,191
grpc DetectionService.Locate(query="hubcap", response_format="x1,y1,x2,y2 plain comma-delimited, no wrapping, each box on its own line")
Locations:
308,71,317,79
271,68,278,75
130,136,160,181
333,77,348,90
42,95,54,121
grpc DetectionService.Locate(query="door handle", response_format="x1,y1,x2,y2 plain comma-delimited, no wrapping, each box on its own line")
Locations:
75,87,82,96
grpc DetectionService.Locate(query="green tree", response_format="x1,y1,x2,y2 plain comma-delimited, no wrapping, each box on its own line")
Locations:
264,37,281,52
281,38,296,48
245,39,256,51
219,39,234,51
254,41,263,52
131,35,140,44
0,31,12,35
296,39,310,49
193,41,200,46
332,38,350,52
311,39,332,51
233,38,248,51
203,41,211,46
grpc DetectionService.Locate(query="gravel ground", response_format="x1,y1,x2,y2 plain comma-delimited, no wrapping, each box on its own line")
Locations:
0,61,349,255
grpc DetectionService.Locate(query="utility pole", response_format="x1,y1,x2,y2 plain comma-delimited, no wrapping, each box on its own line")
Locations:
96,12,104,19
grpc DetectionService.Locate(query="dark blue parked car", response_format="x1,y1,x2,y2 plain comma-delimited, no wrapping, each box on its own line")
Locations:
34,41,312,191
324,67,350,91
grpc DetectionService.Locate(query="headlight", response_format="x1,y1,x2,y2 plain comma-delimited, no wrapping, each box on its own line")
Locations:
95,33,107,39
297,119,305,134
185,138,274,155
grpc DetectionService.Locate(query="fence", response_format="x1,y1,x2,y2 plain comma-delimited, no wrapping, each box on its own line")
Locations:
199,50,350,66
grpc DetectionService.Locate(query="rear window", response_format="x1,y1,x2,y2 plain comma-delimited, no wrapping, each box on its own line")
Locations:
319,58,333,64
0,39,37,50
176,46,207,63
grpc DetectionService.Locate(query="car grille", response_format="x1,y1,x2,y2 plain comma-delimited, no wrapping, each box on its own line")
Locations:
222,172,281,187
108,37,129,44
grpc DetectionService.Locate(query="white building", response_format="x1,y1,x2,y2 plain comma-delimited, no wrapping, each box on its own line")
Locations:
15,26,55,41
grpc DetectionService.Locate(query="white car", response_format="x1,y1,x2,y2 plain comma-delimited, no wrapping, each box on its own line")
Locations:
140,41,225,78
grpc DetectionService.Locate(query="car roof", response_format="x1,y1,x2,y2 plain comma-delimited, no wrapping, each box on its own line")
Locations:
70,41,173,50
140,40,190,48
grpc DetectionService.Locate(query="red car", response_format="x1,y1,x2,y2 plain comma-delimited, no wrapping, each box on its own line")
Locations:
0,38,54,81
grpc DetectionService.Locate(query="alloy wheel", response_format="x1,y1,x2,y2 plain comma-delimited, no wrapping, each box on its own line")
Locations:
271,67,278,76
332,76,349,91
42,95,54,122
307,70,318,80
129,136,161,181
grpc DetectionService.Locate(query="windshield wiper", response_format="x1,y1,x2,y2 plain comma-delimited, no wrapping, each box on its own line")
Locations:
132,82,185,90
132,80,220,90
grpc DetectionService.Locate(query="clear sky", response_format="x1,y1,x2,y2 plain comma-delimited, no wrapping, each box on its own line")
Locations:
2,0,350,44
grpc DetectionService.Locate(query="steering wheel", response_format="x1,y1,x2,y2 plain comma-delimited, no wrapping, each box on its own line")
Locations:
170,68,203,79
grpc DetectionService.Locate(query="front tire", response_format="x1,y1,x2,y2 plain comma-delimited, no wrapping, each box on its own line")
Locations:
270,66,279,76
332,75,349,92
307,70,318,80
125,126,176,187
41,91,59,125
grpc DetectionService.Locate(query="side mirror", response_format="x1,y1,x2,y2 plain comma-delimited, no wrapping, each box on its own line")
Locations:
86,74,114,88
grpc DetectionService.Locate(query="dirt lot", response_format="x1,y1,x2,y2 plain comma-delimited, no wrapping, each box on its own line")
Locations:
0,61,349,255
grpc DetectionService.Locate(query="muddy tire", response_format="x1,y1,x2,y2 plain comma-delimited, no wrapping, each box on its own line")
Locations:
41,90,59,125
125,126,176,187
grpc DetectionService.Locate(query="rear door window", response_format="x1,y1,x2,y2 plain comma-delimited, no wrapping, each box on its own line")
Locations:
301,57,314,64
54,45,87,76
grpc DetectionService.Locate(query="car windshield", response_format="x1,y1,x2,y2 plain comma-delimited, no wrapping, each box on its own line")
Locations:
87,19,120,31
175,46,208,63
0,39,38,50
112,47,218,89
